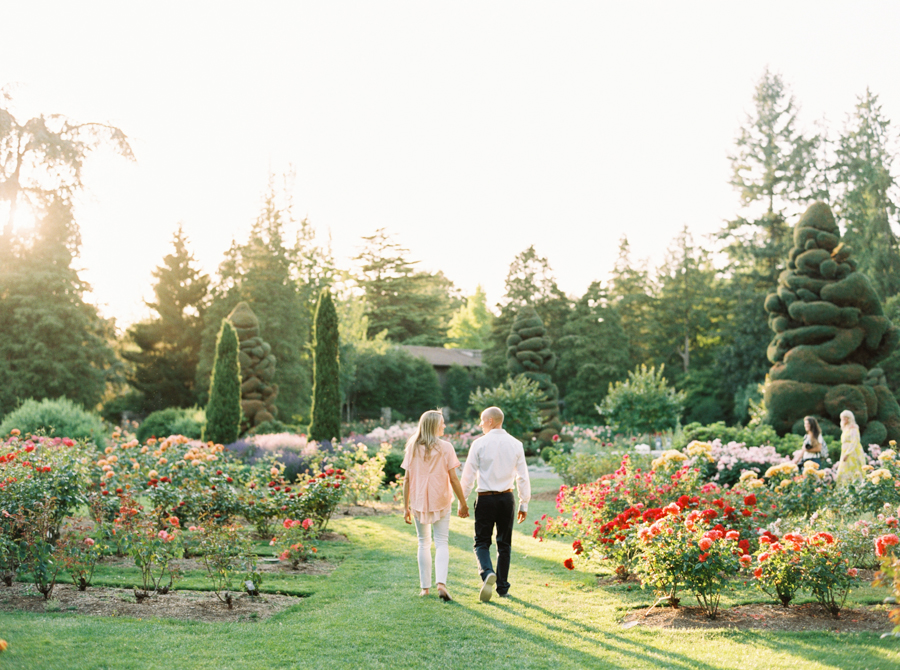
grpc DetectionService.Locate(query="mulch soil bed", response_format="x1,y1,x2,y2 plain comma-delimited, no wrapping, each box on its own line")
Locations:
0,582,303,622
620,602,894,633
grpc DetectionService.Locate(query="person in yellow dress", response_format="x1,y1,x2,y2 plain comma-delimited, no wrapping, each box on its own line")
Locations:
835,409,866,486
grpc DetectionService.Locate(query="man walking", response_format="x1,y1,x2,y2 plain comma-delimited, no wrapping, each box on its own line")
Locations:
460,406,531,602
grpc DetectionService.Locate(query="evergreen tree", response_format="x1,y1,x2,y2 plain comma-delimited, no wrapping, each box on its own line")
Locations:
653,226,721,376
607,236,656,368
197,178,330,422
203,319,241,445
835,88,900,300
482,247,571,385
0,197,117,412
556,282,631,422
716,69,824,421
308,288,341,442
122,226,209,412
353,228,460,344
446,285,494,349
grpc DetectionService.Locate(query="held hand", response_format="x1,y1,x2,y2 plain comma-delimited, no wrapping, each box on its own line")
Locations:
517,510,527,524
404,509,412,525
458,504,469,519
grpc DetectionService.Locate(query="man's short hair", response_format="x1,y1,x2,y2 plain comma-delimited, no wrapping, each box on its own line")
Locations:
482,406,504,424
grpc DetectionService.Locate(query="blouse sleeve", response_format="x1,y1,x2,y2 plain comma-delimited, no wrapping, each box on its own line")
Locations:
444,441,461,471
401,449,410,471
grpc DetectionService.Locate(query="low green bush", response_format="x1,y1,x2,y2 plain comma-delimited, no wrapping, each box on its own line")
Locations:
136,407,205,443
0,397,106,446
468,375,542,447
548,450,653,487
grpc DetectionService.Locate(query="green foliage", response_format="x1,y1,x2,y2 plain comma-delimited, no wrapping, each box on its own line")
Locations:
0,198,118,413
483,247,572,387
835,89,900,300
136,406,205,443
197,178,333,424
598,364,686,436
309,288,341,442
196,523,261,605
607,236,656,368
442,364,488,418
346,348,441,420
557,282,631,422
467,375,542,444
446,285,494,349
353,228,460,345
122,226,210,412
203,320,242,445
0,397,106,446
548,451,649,487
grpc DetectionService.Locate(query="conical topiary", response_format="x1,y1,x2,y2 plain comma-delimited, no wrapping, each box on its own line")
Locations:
763,201,900,444
203,319,242,445
506,305,562,441
308,288,341,442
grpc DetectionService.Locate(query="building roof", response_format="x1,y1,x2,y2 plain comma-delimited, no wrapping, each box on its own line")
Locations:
397,345,483,368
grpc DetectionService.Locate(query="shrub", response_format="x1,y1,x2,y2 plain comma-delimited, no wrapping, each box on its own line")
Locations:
751,533,805,606
798,532,859,618
350,349,442,419
548,451,651,487
0,398,106,447
308,288,341,443
873,533,900,635
271,517,318,569
136,407,205,443
203,320,242,445
598,364,685,436
468,375,542,444
195,522,261,607
674,421,799,456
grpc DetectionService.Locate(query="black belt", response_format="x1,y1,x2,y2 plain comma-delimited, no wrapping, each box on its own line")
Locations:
478,489,512,496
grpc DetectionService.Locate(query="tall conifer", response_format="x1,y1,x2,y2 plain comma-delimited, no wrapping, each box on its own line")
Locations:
309,289,341,442
203,320,241,445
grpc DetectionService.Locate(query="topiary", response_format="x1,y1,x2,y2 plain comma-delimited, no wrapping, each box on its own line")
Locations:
136,407,205,443
203,319,242,445
764,201,900,443
0,397,106,446
506,305,561,442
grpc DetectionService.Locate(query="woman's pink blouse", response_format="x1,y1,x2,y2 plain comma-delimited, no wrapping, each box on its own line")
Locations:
401,439,460,524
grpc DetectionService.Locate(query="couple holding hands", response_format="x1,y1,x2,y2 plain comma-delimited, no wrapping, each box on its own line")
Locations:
402,406,531,603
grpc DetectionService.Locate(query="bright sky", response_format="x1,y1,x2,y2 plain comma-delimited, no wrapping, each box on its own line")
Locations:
2,1,900,327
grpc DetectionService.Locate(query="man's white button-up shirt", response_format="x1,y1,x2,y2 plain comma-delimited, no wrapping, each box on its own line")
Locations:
460,428,531,512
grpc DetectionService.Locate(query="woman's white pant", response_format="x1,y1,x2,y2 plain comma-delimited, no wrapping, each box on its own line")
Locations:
414,511,450,588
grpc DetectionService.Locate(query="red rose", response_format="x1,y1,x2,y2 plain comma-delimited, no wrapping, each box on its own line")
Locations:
743,494,757,506
698,552,709,562
563,558,575,570
753,567,763,579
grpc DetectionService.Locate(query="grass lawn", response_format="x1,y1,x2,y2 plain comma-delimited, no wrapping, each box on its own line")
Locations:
1,471,898,669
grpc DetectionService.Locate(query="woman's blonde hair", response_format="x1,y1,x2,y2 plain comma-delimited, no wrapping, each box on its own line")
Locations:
405,410,444,460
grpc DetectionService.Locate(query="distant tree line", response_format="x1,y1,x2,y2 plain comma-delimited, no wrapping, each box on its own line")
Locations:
2,68,900,429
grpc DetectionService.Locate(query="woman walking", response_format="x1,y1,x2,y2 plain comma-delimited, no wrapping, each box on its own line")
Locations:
835,409,865,486
402,410,469,601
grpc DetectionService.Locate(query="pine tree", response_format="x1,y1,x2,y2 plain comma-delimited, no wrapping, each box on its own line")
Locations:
835,88,900,300
556,282,631,422
353,228,460,344
0,197,116,411
309,288,341,442
122,226,209,411
203,320,242,445
607,236,656,368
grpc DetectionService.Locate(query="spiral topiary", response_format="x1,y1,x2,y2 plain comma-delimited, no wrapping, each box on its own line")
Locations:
763,201,900,444
506,305,562,442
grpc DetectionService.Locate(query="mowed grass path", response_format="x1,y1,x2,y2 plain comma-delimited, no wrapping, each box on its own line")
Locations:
1,472,898,670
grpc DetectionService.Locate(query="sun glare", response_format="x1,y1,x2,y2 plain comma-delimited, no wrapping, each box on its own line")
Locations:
0,200,38,235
